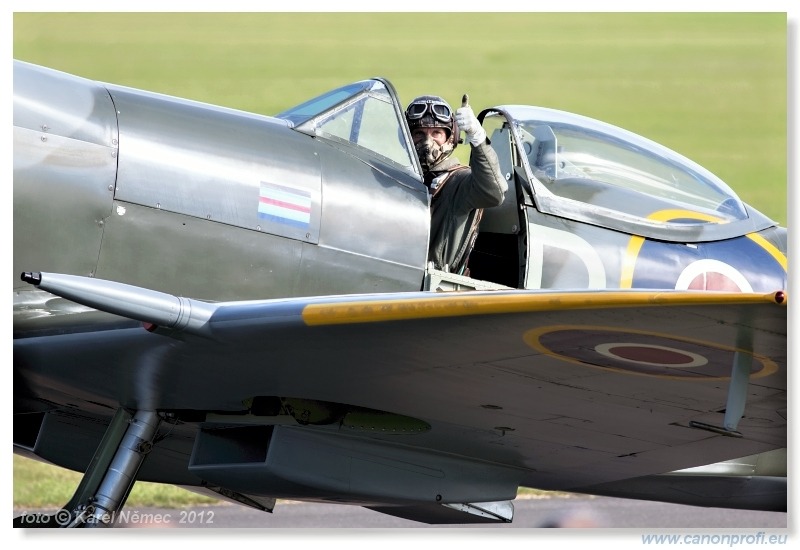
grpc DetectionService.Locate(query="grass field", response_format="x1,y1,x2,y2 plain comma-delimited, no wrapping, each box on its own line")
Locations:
12,12,788,511
13,454,219,510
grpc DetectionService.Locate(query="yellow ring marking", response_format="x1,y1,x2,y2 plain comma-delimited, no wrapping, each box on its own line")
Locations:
621,210,723,288
746,232,787,271
523,324,779,381
620,236,646,289
620,209,786,288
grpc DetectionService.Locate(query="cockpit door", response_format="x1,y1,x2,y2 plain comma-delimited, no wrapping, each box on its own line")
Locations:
468,111,530,289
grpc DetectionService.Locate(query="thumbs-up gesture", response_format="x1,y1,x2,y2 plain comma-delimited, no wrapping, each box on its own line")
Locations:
455,93,486,146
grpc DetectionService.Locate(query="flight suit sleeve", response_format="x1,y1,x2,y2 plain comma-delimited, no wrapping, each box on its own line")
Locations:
460,140,508,211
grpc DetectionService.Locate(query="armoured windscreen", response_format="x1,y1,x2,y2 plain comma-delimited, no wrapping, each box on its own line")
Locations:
315,85,416,170
276,82,370,125
278,80,417,173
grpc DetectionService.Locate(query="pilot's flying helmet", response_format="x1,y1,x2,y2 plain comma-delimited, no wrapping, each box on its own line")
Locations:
405,96,459,144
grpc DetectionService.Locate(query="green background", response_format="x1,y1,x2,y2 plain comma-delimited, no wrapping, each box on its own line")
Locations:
14,12,787,224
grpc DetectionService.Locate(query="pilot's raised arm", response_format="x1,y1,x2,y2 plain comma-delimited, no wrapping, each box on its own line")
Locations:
405,95,507,275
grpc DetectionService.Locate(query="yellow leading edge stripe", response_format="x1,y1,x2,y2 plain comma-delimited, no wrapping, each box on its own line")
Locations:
302,290,786,326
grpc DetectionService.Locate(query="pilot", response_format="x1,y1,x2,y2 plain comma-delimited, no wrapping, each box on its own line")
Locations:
405,95,507,276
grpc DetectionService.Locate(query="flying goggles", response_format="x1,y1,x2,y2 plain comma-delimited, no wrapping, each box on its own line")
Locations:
406,99,453,124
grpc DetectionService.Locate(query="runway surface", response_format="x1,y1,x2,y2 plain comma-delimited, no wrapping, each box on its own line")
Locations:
14,494,785,529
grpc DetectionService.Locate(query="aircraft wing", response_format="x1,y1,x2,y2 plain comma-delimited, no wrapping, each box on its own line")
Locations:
14,274,787,522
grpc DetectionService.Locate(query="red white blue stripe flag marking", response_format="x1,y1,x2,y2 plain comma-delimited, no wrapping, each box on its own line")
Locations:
258,182,312,229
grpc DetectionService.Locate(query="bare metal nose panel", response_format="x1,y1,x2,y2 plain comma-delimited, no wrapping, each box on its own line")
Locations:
13,61,118,293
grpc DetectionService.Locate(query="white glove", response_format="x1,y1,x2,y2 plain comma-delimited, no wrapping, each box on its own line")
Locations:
455,105,487,146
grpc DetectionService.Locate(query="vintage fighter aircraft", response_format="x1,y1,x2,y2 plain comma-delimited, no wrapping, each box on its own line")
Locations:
13,59,787,526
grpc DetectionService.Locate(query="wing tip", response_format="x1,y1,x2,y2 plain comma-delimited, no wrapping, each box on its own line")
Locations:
20,272,42,286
